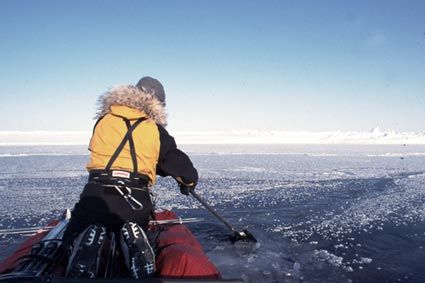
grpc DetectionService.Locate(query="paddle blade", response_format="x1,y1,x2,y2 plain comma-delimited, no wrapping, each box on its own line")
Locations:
230,229,257,243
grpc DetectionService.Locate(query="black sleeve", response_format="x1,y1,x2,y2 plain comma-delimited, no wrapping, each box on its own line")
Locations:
156,125,198,184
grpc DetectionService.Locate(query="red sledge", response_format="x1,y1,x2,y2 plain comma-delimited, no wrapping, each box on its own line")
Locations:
0,210,241,283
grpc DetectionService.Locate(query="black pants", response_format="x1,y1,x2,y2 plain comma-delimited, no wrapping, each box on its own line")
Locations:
63,181,154,244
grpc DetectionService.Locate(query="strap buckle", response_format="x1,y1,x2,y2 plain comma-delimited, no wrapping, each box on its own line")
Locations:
113,183,144,211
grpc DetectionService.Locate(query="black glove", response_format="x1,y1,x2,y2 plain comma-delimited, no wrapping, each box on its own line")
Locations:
180,183,196,196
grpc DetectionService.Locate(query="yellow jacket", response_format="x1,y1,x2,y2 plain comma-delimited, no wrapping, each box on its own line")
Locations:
86,85,198,186
87,105,160,184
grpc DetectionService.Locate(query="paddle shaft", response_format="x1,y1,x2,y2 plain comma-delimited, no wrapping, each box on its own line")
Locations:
189,190,236,233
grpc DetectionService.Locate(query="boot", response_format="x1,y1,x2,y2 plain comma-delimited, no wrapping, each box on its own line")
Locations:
120,222,155,278
66,224,107,278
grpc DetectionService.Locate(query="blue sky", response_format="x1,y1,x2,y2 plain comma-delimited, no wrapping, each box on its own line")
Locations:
0,0,424,132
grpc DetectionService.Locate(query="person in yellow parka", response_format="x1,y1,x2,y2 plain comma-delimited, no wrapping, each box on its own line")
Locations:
64,77,198,279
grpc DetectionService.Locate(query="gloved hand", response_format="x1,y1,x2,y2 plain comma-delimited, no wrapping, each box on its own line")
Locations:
175,176,197,195
180,183,196,195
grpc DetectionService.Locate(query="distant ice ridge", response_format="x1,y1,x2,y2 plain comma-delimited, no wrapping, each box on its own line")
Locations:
1,127,425,145
174,127,425,144
0,131,90,146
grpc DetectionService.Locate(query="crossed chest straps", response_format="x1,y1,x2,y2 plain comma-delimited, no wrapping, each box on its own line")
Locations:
104,117,146,173
93,116,147,211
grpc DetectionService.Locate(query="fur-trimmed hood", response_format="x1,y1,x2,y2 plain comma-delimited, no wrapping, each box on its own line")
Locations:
96,85,167,127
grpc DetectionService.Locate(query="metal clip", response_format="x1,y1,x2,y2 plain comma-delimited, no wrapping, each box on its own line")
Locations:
114,185,144,210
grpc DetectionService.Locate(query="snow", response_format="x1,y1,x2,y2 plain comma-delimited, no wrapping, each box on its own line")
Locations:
0,131,91,146
174,128,425,144
1,128,425,145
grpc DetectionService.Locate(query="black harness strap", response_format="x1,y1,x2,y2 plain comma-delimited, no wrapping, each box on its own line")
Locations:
92,116,105,135
105,117,146,172
124,119,138,173
88,116,106,151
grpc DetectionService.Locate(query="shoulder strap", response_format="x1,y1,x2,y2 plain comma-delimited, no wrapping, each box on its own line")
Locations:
124,119,138,173
105,117,146,172
88,116,106,151
92,116,105,135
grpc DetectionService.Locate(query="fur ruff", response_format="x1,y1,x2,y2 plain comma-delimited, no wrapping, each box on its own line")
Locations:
96,85,167,127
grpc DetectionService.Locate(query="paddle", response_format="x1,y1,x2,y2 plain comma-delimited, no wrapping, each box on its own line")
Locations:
189,190,257,243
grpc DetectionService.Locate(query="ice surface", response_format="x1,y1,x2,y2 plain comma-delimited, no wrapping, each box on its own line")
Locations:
2,128,425,145
174,129,425,145
0,131,91,145
0,144,424,282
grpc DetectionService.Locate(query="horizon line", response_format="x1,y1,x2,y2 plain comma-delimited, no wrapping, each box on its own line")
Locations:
0,128,424,145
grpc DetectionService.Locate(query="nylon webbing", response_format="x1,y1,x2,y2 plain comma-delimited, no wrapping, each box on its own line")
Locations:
124,119,138,173
105,117,145,172
92,116,105,135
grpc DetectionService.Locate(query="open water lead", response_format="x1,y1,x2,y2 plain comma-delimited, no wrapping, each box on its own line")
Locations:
189,190,257,243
